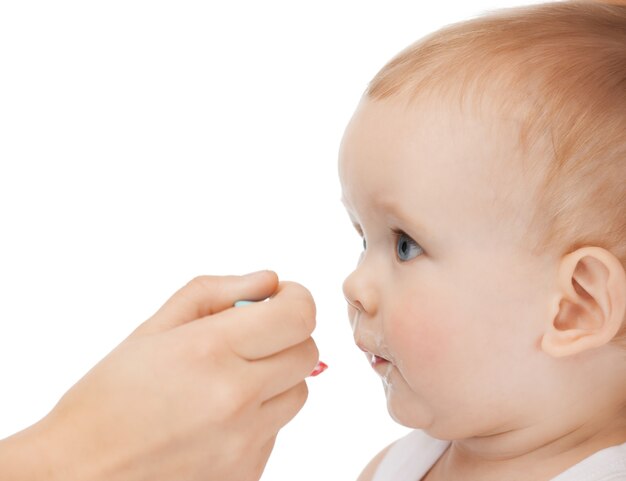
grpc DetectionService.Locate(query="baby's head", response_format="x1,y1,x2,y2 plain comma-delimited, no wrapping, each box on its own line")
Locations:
339,1,626,443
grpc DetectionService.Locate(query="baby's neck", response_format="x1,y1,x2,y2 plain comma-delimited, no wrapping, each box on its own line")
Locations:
433,406,626,481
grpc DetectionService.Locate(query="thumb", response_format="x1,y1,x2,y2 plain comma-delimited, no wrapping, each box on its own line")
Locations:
135,270,279,335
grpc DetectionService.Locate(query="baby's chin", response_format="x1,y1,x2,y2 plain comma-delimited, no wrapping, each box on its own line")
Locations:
384,385,438,432
385,389,487,441
381,368,506,440
388,408,468,441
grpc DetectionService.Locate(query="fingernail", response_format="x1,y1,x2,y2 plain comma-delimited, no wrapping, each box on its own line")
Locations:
243,270,268,278
309,361,328,377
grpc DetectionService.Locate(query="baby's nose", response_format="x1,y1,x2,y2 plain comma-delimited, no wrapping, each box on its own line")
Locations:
344,294,364,312
342,266,377,316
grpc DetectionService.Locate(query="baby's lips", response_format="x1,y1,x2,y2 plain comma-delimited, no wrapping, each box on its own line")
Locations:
234,299,328,378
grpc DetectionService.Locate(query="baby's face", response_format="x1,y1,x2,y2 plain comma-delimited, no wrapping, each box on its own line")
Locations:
339,94,559,439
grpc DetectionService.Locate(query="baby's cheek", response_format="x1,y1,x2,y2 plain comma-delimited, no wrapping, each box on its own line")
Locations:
387,297,453,370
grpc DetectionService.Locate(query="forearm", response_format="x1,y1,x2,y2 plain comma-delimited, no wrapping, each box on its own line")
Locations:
0,413,101,481
0,419,65,481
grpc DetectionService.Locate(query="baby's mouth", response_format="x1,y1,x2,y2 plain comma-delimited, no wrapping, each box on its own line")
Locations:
356,342,392,369
370,354,390,368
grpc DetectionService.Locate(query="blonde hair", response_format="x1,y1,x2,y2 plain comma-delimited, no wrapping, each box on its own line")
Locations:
366,1,626,347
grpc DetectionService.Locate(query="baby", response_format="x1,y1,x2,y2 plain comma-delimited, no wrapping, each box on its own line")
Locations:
337,2,626,480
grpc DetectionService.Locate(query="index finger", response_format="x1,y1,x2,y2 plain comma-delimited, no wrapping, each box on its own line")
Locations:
145,271,279,333
214,280,317,360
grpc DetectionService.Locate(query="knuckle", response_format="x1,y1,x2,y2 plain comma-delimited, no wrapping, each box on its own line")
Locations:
187,275,214,290
304,338,320,366
181,321,226,361
183,275,218,304
200,333,226,362
213,376,252,417
298,303,316,336
186,274,233,299
293,381,309,409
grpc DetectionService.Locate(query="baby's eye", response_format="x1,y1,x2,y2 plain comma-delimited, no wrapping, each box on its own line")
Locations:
395,231,423,262
362,237,367,251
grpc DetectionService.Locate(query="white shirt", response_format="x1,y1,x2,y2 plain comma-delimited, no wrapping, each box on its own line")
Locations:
373,429,626,481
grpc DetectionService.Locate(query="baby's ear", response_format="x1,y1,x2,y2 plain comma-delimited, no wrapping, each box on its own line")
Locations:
541,246,626,358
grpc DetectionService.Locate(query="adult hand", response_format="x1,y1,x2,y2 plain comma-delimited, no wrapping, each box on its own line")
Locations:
1,271,319,481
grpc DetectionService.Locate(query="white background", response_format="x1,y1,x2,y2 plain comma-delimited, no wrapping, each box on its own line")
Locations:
0,1,548,479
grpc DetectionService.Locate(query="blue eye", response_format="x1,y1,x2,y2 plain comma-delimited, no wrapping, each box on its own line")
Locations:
395,231,422,262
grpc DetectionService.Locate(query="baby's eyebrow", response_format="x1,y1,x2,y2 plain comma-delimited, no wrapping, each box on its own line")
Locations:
339,197,363,232
341,195,429,240
378,196,430,230
340,192,416,228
